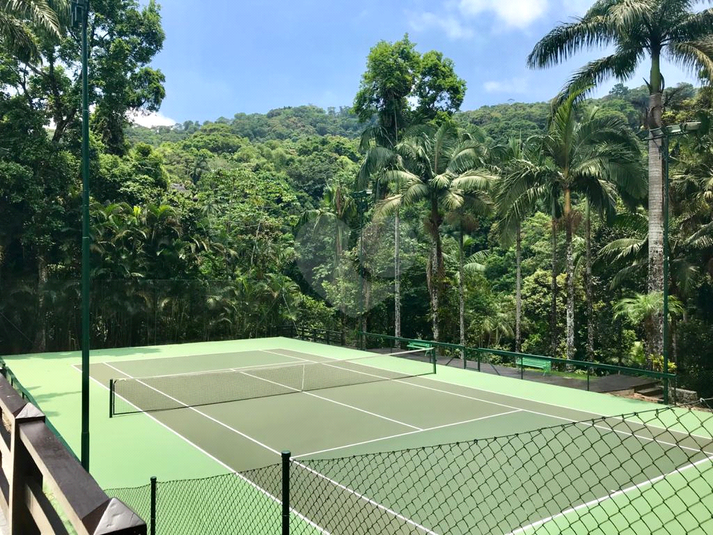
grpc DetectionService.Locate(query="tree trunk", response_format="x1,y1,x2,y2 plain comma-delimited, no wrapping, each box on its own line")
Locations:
550,213,559,357
429,198,443,342
585,202,594,361
427,245,439,342
565,189,575,360
648,91,665,359
515,221,522,353
394,209,401,339
459,230,466,354
32,254,48,352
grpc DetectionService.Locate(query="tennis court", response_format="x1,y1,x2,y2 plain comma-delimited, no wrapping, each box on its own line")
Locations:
5,337,713,533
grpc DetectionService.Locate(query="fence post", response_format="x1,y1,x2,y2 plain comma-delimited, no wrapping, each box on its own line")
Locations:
282,451,291,535
109,379,115,419
150,476,157,535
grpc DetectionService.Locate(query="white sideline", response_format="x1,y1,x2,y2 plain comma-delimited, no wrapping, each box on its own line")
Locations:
239,370,422,431
264,349,709,455
295,409,523,459
103,362,283,455
506,453,713,535
103,362,438,533
293,460,438,534
76,367,330,534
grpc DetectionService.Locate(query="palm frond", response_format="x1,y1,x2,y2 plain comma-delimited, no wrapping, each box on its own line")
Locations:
527,16,617,69
668,40,713,82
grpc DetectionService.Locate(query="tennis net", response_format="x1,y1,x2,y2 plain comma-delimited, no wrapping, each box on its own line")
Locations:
109,349,435,416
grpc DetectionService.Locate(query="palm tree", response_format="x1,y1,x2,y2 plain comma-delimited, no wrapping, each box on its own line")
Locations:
550,95,642,360
495,137,537,353
528,0,713,358
444,222,489,352
0,0,64,63
614,292,684,362
378,123,496,341
499,91,642,359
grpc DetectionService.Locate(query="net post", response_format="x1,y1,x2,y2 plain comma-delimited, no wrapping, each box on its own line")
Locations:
109,379,115,419
150,476,157,535
477,350,481,372
520,355,524,380
432,348,437,375
281,450,291,535
463,348,467,370
586,367,591,391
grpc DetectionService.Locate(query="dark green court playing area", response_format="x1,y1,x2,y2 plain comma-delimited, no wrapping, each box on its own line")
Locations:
5,337,713,534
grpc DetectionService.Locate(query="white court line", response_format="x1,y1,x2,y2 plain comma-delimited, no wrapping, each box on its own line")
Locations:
76,367,330,534
103,362,282,456
270,346,713,442
103,362,434,533
93,347,308,366
293,460,437,534
295,410,523,459
240,370,422,431
506,453,713,535
265,350,708,454
107,351,308,380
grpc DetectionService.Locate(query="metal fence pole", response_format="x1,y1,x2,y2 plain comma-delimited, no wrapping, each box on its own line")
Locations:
109,379,115,419
282,451,291,535
150,476,157,535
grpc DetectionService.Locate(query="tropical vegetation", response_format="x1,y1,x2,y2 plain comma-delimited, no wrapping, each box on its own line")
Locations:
1,2,712,397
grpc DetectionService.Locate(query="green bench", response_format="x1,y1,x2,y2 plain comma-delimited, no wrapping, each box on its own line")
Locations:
407,341,434,352
518,356,551,375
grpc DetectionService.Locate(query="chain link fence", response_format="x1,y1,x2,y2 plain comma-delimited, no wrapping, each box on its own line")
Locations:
107,406,713,534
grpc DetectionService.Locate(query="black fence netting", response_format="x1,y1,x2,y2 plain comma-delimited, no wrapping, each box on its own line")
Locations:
107,407,713,535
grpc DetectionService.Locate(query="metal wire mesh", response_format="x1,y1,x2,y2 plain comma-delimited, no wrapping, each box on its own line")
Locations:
107,406,713,534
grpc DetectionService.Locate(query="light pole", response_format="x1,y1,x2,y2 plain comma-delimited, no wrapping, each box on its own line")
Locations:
72,0,91,471
647,121,700,405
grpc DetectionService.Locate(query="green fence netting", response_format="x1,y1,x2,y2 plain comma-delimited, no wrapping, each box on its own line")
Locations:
107,406,713,535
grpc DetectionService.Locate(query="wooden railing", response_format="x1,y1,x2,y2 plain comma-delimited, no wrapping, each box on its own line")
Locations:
0,371,146,534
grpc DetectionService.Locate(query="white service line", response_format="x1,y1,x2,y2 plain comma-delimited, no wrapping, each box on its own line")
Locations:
263,350,709,454
105,361,437,534
506,453,713,535
78,366,330,534
103,362,282,456
295,409,523,459
293,460,438,535
270,346,713,442
240,370,422,431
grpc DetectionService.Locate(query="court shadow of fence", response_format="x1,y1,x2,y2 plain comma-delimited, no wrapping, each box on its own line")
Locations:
107,406,713,535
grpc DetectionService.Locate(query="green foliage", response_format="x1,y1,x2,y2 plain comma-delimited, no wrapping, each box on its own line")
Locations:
354,34,466,142
1,14,712,399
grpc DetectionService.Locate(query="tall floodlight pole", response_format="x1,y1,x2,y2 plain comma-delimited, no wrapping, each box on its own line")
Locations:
72,0,91,471
647,122,700,405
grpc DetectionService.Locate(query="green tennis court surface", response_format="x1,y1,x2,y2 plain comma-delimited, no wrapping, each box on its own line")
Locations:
4,337,713,534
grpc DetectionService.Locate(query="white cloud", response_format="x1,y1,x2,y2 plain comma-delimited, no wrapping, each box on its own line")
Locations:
483,78,528,94
408,11,475,40
458,0,549,29
408,0,550,40
128,110,176,128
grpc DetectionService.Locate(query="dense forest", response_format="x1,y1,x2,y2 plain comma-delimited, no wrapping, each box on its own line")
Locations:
1,1,712,395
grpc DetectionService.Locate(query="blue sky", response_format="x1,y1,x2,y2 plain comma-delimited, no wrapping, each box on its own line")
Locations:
144,0,701,125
